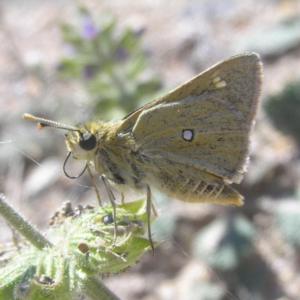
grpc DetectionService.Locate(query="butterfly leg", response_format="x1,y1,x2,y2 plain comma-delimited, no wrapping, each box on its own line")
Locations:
145,184,155,256
86,164,102,206
101,174,117,247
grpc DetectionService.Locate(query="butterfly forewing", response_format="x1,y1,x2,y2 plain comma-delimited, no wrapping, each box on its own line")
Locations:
124,53,262,185
119,53,261,133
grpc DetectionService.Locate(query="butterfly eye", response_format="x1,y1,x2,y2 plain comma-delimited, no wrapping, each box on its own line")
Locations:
79,133,97,150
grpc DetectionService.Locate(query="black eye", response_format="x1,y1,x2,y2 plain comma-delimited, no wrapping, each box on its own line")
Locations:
79,133,97,150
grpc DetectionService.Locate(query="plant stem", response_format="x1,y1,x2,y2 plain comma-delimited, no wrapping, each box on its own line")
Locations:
92,39,128,97
0,193,53,250
81,275,120,300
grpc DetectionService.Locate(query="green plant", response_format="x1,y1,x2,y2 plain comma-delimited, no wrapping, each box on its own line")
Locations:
58,6,161,120
0,194,155,300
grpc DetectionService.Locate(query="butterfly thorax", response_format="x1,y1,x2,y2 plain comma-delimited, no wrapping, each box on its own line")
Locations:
64,119,146,190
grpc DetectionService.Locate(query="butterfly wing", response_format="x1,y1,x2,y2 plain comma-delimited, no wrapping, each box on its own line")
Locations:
122,53,262,185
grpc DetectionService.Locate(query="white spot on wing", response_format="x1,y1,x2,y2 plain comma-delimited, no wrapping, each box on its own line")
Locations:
212,76,222,83
182,129,194,141
212,76,227,89
215,80,227,88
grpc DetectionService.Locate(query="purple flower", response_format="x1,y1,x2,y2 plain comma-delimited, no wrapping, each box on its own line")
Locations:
82,65,95,79
82,17,98,39
116,46,128,60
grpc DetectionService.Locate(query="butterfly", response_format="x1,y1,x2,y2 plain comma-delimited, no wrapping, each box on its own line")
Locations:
23,52,262,254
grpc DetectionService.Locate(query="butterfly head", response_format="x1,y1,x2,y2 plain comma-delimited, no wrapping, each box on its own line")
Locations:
23,113,99,160
64,122,98,161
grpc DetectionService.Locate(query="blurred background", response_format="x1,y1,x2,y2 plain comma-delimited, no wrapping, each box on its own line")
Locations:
1,0,300,299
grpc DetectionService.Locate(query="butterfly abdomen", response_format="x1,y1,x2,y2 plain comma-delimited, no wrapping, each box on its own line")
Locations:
148,163,243,206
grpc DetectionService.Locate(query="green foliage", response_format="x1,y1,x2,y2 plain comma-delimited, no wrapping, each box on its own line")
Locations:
0,198,154,300
265,80,300,145
58,6,161,120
